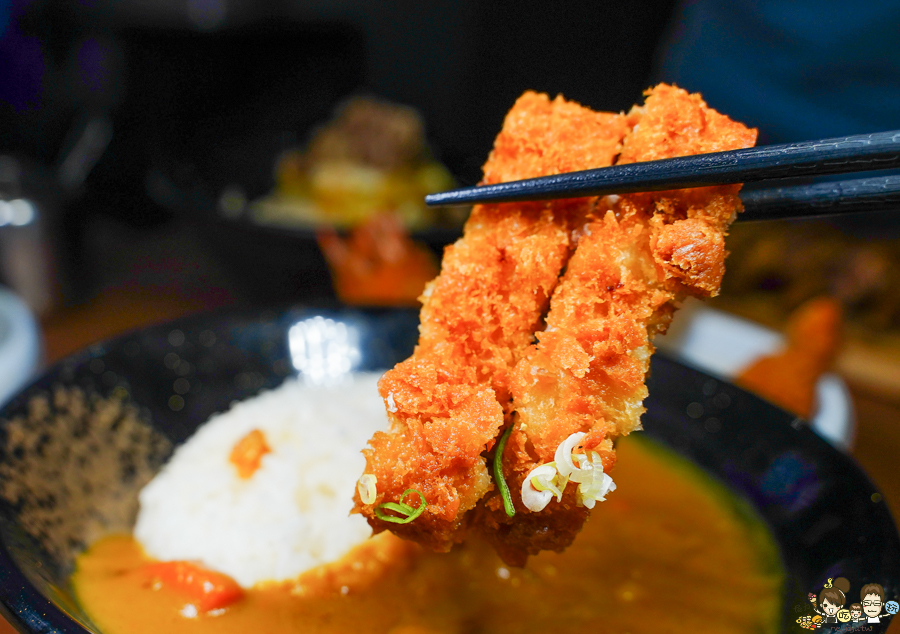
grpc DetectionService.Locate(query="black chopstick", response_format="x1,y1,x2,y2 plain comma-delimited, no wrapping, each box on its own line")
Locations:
740,174,900,221
425,130,900,207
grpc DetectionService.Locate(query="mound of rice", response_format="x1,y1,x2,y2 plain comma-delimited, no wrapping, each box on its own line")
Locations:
134,373,388,588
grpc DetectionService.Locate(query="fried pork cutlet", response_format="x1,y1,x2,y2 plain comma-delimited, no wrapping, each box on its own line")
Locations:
356,85,756,560
476,84,757,565
353,93,630,551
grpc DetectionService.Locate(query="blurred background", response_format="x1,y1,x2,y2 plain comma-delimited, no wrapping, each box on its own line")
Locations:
0,0,683,352
1,1,900,610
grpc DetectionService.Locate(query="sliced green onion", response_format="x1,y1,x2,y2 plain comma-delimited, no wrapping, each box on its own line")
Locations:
494,423,516,517
374,489,427,524
530,476,549,492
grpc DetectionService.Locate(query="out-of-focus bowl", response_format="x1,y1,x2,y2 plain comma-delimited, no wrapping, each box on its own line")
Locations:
0,306,895,633
656,302,856,450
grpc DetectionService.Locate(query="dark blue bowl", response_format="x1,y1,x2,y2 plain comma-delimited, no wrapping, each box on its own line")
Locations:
0,306,895,633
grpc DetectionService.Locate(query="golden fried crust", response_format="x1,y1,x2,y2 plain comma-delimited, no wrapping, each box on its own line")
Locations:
482,92,628,184
415,202,571,404
619,83,756,238
476,84,756,564
356,93,630,550
363,360,500,551
476,212,659,562
618,84,758,165
651,217,726,296
359,84,755,558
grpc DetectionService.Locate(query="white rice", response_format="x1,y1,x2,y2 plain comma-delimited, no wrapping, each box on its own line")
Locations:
134,373,388,588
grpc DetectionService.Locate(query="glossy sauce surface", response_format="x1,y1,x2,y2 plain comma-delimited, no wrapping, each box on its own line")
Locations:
73,437,783,634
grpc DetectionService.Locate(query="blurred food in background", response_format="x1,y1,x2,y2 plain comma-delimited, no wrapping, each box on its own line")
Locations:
715,221,900,399
0,0,682,315
735,297,843,419
718,222,899,338
317,212,439,306
654,299,855,449
252,96,465,232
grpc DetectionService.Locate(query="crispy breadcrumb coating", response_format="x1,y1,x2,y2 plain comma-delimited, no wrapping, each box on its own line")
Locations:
355,93,629,550
477,84,756,565
356,85,756,560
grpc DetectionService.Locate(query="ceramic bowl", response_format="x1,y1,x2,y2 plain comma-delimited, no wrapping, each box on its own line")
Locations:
0,306,895,633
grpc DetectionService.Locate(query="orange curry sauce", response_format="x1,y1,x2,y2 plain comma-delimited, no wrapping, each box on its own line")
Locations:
73,437,783,634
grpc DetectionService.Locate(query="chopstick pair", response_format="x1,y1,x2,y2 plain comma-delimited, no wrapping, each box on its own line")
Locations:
425,130,900,221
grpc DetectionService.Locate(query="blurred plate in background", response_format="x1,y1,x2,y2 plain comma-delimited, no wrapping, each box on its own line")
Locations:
0,287,40,407
656,302,855,450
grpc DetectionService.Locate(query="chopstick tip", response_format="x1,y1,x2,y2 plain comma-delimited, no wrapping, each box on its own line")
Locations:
425,190,469,207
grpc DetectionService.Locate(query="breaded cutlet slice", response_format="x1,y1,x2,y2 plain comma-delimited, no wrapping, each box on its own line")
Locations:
354,93,630,551
476,84,757,565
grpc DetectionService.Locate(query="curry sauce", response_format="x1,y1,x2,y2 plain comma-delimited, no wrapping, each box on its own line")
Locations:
73,437,783,634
